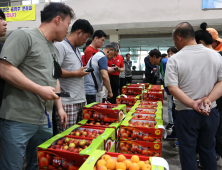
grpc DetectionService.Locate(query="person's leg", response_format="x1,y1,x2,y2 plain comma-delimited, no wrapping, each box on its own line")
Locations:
52,104,57,136
215,111,222,157
167,95,174,126
145,74,151,83
77,102,86,123
112,76,120,104
26,124,53,170
128,76,132,83
175,110,200,170
119,78,125,94
0,119,38,170
197,108,219,170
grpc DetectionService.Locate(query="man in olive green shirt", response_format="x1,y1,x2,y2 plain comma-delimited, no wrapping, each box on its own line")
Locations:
0,3,74,170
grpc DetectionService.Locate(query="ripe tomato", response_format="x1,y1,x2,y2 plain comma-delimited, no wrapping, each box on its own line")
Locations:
39,157,49,167
52,157,61,168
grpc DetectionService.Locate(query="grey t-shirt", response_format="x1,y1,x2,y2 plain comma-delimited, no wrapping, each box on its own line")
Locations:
84,51,108,95
54,40,86,104
0,28,59,125
165,44,222,111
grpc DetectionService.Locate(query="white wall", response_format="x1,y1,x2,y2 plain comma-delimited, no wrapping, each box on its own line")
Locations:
5,0,222,31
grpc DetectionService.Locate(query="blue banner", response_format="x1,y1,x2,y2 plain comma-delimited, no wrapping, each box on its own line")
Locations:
202,0,222,9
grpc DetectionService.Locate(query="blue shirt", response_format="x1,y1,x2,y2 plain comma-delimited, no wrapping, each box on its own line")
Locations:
144,56,157,74
160,58,171,95
84,51,108,95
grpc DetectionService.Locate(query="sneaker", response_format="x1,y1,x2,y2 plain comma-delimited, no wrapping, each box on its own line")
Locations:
166,134,177,139
166,123,174,130
175,141,179,147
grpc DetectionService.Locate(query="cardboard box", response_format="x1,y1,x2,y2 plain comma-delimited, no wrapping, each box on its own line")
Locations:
143,90,164,101
116,95,140,106
83,103,126,123
134,100,163,110
122,85,143,95
148,84,164,93
130,112,162,120
67,125,116,152
126,106,133,113
79,150,169,170
78,119,123,139
120,116,163,142
119,140,162,157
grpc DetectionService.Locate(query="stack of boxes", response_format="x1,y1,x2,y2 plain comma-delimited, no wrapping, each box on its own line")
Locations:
37,84,168,170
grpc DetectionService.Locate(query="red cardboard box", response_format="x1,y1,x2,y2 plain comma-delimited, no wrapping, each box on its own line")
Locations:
83,103,126,123
119,140,162,157
143,90,163,101
116,95,140,106
122,86,143,95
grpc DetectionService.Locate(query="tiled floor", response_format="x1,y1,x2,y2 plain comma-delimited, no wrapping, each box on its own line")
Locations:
161,99,222,170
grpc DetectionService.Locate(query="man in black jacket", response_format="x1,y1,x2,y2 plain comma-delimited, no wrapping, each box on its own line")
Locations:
144,55,157,84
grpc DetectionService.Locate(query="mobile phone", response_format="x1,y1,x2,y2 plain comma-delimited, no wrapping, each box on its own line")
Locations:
200,102,211,112
85,67,94,72
114,67,118,71
56,92,70,97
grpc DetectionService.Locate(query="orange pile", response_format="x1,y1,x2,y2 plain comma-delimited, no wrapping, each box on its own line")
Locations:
94,154,151,170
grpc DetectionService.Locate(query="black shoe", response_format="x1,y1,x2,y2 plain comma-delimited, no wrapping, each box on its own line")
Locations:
166,123,174,130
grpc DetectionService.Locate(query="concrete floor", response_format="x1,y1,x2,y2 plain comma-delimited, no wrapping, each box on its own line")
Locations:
161,99,222,170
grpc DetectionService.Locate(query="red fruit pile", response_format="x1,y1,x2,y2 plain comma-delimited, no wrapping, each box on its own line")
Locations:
70,128,104,138
49,137,92,153
120,128,161,142
128,121,156,128
119,142,160,157
85,120,110,126
38,151,79,170
132,114,155,121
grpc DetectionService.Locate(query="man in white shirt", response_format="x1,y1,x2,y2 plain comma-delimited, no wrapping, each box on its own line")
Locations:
165,22,222,170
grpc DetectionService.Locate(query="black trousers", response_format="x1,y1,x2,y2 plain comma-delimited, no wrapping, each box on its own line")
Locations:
125,77,132,84
108,75,119,104
86,95,96,104
119,78,126,94
175,108,219,170
145,74,154,84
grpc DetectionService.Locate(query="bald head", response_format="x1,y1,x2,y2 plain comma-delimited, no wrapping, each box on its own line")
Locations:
173,22,195,39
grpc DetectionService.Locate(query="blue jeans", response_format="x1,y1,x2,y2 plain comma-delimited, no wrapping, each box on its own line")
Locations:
167,94,174,124
175,108,219,170
0,119,52,170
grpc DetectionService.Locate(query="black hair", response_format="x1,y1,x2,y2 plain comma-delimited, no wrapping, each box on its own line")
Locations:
41,2,75,23
195,22,213,45
0,9,5,20
92,30,106,40
149,49,161,58
161,53,167,58
167,47,178,54
83,40,92,52
71,19,94,35
126,53,130,57
173,22,195,39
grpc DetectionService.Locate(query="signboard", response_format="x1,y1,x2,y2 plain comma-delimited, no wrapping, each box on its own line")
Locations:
0,5,36,22
203,0,222,9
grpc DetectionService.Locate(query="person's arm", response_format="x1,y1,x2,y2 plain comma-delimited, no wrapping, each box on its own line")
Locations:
101,69,113,98
145,57,155,70
61,67,89,78
118,67,124,72
54,80,67,128
118,57,124,72
108,67,115,74
0,59,59,100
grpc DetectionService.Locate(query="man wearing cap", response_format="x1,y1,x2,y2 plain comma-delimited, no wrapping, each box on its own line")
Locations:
207,27,222,51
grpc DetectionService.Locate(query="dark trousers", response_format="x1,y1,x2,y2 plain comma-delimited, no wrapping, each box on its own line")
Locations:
175,108,219,170
86,95,96,104
145,74,154,84
125,77,132,84
119,78,126,94
215,111,222,156
108,75,119,104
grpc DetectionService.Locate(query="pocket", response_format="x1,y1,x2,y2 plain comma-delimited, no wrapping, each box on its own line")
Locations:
212,108,220,117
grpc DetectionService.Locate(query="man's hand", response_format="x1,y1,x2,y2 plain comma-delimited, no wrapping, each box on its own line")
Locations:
200,98,212,116
57,108,67,128
153,68,157,73
37,86,59,101
191,97,206,114
76,66,89,77
107,91,113,99
108,67,115,74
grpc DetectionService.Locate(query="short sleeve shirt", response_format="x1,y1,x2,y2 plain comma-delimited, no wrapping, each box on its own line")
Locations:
54,40,86,104
84,51,108,95
165,44,222,110
0,28,59,125
84,46,99,65
108,54,124,76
